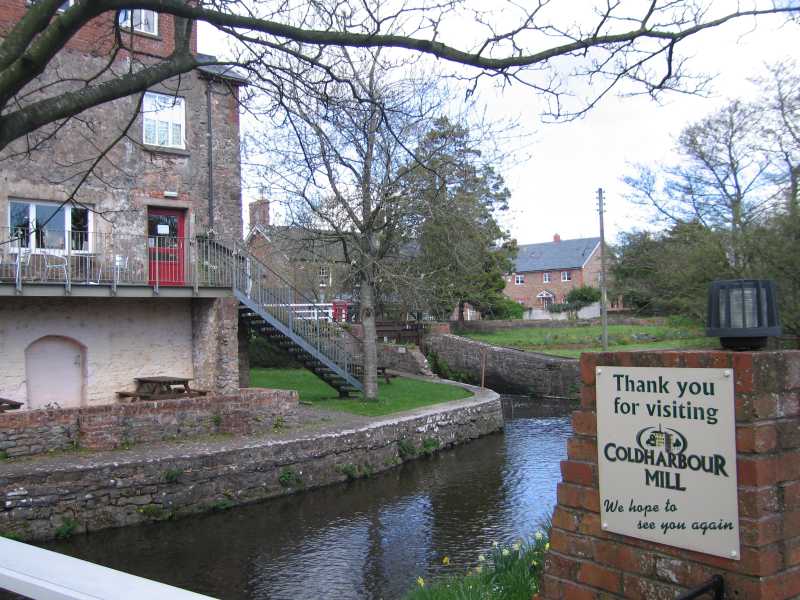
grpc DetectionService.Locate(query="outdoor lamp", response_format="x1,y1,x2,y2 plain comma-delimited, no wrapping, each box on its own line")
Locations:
706,279,781,351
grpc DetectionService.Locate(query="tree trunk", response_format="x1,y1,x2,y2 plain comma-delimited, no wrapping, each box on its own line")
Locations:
360,278,379,401
458,300,465,322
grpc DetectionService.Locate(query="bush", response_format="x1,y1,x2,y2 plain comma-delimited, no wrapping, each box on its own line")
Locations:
278,468,303,488
565,285,601,305
483,296,525,320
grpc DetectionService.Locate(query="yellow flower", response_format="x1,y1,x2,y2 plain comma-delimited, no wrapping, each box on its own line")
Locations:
442,556,450,566
502,549,510,556
475,565,483,574
534,531,544,541
416,576,425,588
512,542,521,552
478,554,486,562
545,542,550,550
531,560,538,567
492,541,499,548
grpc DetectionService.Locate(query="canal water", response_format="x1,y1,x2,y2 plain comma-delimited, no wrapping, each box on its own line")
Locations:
41,398,572,600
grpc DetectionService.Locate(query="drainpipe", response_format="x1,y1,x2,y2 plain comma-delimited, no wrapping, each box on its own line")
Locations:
206,78,215,233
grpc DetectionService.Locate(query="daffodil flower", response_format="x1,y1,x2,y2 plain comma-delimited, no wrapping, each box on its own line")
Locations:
416,576,425,588
442,556,450,566
501,549,510,556
534,531,544,541
492,541,499,548
478,554,486,562
475,565,483,573
545,542,550,550
512,542,521,552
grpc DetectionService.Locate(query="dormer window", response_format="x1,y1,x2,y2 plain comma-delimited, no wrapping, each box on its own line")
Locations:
119,9,158,35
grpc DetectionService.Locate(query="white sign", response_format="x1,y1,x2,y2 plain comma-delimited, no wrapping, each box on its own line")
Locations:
596,366,740,559
157,224,170,235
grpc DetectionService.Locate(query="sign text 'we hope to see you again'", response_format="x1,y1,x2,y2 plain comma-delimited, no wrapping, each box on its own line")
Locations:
596,366,740,559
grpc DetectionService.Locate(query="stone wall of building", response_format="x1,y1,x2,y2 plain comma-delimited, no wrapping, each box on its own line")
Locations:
538,350,800,599
0,297,194,407
191,297,240,395
423,333,580,398
0,388,297,459
0,389,502,541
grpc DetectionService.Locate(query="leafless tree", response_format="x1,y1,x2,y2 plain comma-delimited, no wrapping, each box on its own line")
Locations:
3,0,800,152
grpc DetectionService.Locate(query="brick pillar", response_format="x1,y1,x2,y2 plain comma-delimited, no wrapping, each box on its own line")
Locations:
238,314,250,388
539,350,800,600
191,297,240,394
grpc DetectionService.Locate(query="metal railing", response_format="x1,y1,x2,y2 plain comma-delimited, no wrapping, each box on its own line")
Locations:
0,228,238,292
0,228,363,388
226,240,362,388
677,575,725,600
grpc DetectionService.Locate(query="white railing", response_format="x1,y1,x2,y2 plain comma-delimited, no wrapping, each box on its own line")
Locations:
0,229,238,292
0,537,216,600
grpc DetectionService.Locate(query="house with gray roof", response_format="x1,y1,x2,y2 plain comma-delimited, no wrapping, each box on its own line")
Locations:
504,234,604,318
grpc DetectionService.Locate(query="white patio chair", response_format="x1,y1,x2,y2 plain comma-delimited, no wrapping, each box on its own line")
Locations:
43,252,68,281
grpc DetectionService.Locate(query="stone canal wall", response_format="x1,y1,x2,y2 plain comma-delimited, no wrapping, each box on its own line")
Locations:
539,350,800,599
0,388,501,541
0,389,297,459
424,333,579,399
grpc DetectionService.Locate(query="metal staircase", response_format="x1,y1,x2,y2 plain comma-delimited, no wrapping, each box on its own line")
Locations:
221,241,364,396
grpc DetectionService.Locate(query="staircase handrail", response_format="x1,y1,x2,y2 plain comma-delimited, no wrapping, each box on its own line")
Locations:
202,236,362,381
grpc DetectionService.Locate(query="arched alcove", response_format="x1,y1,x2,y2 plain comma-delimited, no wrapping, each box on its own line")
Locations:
25,336,86,410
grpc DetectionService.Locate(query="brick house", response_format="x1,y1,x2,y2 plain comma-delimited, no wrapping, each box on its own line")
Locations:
246,199,354,310
0,3,248,410
503,234,603,319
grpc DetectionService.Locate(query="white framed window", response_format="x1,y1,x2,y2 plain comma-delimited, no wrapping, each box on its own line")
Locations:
119,9,158,35
543,272,550,283
142,92,185,149
9,199,92,253
319,265,331,287
561,270,572,282
514,274,524,285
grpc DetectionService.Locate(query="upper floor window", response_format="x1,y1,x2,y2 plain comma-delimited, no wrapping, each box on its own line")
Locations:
543,272,550,283
142,92,185,149
561,270,572,282
319,265,331,287
9,200,91,252
119,9,158,36
514,274,524,285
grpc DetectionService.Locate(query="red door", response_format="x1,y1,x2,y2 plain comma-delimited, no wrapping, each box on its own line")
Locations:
148,208,185,286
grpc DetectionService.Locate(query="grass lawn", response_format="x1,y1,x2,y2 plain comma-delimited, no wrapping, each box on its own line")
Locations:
462,322,720,358
250,368,473,416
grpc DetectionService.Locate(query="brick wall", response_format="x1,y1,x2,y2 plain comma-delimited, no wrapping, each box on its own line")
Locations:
0,2,197,58
0,388,297,458
539,350,800,599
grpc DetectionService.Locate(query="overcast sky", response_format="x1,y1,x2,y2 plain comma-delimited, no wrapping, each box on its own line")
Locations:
198,8,796,247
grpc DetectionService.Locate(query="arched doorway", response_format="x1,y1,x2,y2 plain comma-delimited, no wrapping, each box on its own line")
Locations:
25,336,86,410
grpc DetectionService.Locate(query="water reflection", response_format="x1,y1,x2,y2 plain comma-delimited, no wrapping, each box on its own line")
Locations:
40,399,571,600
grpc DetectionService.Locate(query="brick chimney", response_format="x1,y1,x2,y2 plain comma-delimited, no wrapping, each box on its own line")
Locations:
249,198,270,229
553,233,561,243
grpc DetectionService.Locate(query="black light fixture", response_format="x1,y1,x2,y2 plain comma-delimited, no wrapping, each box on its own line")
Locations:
706,280,781,350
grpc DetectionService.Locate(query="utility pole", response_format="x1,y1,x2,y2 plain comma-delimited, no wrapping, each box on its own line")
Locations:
598,188,609,351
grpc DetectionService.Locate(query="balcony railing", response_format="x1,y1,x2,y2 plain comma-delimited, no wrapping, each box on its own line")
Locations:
0,228,238,293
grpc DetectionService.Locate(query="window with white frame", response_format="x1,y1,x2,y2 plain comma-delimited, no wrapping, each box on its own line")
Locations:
119,9,158,35
561,270,572,282
142,92,185,149
319,265,331,287
543,272,550,283
514,274,525,285
9,200,91,252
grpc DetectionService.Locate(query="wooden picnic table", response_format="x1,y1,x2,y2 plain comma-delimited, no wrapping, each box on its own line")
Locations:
133,376,193,399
